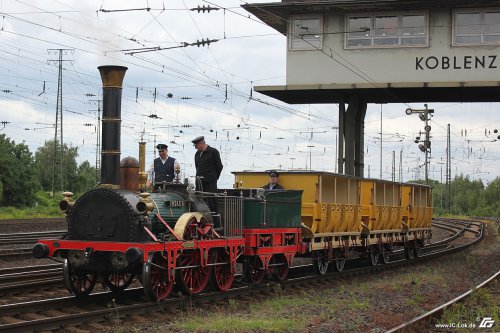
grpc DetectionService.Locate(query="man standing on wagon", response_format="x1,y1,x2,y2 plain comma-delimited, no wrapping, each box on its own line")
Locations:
192,136,223,193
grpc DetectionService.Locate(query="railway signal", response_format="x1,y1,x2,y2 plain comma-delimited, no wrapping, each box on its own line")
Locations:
405,104,434,184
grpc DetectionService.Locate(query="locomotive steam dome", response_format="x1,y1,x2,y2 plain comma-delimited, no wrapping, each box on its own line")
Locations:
68,188,150,242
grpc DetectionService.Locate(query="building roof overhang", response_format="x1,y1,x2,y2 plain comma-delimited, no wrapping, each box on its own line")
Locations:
254,82,500,104
242,0,500,34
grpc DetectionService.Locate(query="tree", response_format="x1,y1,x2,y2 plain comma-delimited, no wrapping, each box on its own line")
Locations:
73,161,97,193
0,134,39,206
34,139,79,195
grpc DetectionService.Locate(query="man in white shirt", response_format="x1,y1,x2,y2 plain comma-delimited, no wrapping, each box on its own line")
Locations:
147,144,176,190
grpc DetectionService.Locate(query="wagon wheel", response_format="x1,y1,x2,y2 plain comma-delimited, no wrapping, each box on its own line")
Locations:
381,247,390,264
414,241,423,258
313,251,329,275
142,252,174,301
102,271,135,293
272,254,289,282
246,256,265,285
63,259,97,297
367,246,379,266
176,250,211,295
210,249,234,291
333,250,345,272
404,243,415,260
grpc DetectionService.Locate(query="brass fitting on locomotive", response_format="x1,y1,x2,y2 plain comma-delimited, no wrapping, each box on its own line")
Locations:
136,192,154,214
59,191,75,212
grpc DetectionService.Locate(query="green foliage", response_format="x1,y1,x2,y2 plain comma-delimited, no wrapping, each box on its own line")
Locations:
430,174,500,217
0,134,40,207
0,191,62,218
0,134,96,213
73,160,98,193
34,139,79,194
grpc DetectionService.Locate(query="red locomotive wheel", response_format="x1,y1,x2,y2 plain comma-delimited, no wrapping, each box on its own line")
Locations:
211,249,234,291
176,250,211,295
245,256,265,285
142,253,174,301
63,259,97,297
272,254,289,282
102,272,135,293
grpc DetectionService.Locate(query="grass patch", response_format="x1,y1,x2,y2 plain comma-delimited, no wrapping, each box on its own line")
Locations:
0,191,66,219
439,283,499,332
176,313,304,333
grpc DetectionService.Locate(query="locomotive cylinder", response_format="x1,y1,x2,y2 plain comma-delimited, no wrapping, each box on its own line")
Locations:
98,65,127,186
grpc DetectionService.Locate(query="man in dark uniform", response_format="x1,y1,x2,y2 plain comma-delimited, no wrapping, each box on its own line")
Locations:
262,170,284,190
147,143,176,190
192,136,223,193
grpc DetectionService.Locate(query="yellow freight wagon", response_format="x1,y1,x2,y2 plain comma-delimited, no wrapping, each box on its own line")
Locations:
233,170,432,272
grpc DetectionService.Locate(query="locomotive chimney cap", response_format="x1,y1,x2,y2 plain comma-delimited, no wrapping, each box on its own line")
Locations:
98,65,128,88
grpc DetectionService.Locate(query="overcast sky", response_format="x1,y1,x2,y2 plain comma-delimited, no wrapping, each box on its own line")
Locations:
0,0,499,188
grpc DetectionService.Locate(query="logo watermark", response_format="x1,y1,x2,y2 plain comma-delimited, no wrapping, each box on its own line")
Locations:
435,317,495,330
479,317,495,328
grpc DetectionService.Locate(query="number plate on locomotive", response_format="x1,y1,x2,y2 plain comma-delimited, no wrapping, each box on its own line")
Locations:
169,200,185,207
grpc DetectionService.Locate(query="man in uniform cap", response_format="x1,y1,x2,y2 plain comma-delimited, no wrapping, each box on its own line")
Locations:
192,136,223,193
262,170,284,190
147,143,176,190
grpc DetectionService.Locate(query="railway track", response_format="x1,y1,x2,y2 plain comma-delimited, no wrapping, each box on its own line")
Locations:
0,264,63,292
0,230,66,260
0,218,485,332
0,231,66,245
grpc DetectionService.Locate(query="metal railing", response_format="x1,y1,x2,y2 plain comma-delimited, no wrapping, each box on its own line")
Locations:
217,196,243,238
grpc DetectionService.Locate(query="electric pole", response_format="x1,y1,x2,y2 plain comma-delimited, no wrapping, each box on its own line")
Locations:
48,48,74,195
446,124,451,212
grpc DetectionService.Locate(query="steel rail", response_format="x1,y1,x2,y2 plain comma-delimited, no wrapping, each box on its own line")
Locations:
386,270,499,333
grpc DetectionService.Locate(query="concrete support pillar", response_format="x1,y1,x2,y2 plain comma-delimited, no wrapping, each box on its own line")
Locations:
338,102,345,174
338,97,367,177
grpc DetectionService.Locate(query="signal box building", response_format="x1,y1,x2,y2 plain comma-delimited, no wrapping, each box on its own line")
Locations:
242,0,500,176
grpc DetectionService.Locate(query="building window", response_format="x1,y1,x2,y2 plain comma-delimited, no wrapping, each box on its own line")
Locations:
290,16,323,50
453,9,500,45
345,12,428,49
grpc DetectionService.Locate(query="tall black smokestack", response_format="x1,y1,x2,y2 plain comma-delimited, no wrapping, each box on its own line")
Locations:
98,65,127,186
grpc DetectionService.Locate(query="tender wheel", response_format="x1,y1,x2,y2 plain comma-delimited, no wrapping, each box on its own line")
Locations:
246,256,265,285
313,252,329,275
211,249,234,292
272,254,289,282
102,272,135,293
176,250,211,295
63,259,97,297
333,250,345,272
142,252,174,301
368,246,379,266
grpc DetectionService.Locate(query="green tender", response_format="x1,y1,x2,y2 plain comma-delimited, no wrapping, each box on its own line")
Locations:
242,190,303,228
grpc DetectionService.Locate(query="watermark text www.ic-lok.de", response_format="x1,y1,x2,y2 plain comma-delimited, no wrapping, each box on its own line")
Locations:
435,317,495,330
